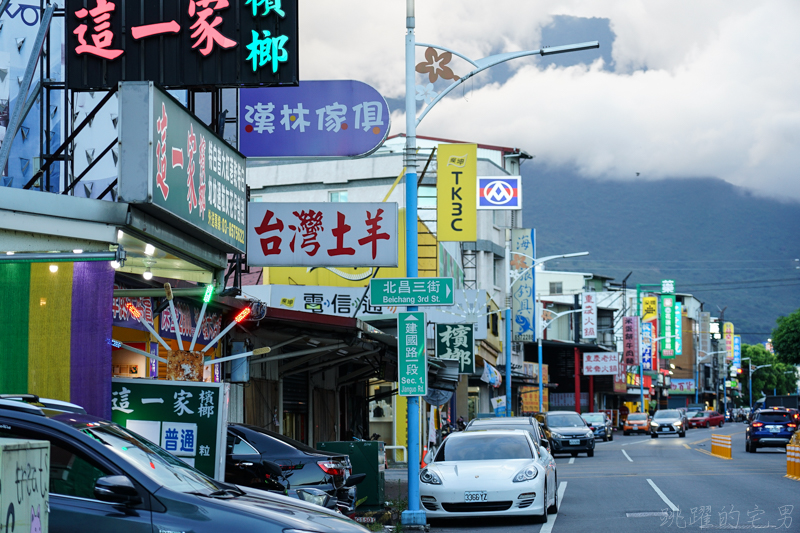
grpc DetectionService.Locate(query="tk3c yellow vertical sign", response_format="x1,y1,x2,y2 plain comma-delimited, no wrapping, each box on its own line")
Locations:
437,143,477,241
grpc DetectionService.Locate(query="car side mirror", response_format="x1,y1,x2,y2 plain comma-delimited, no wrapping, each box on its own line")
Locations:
94,476,142,506
262,460,284,479
345,473,366,487
540,438,550,450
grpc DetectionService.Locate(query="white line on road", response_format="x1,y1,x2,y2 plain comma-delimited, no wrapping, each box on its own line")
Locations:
568,457,575,464
539,481,567,533
647,478,678,512
622,450,633,462
621,438,651,446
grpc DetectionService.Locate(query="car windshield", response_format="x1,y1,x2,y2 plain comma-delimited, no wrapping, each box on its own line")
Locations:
628,413,647,421
467,423,534,435
692,412,709,418
547,414,586,427
435,434,533,462
582,414,605,424
757,412,791,423
654,410,680,419
76,422,224,494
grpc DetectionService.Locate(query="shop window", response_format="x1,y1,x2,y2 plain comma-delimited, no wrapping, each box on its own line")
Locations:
549,282,563,295
329,190,348,202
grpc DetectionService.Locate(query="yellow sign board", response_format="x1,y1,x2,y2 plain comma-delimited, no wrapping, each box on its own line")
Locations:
437,144,477,242
642,297,658,321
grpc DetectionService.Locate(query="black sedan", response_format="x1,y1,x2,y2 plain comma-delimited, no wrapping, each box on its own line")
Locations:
582,412,614,441
540,410,596,457
0,401,367,533
226,423,359,515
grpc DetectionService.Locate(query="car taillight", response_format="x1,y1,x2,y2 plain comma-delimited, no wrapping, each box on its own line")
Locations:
788,423,797,429
317,460,346,476
752,422,764,428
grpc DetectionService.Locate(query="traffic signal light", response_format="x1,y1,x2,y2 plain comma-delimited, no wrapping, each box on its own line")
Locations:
737,368,743,375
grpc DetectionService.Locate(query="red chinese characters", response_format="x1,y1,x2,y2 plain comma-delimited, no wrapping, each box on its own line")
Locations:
328,212,355,257
357,208,390,260
73,0,124,60
155,103,169,200
186,125,198,213
288,210,324,256
198,137,207,219
254,209,284,256
189,0,237,56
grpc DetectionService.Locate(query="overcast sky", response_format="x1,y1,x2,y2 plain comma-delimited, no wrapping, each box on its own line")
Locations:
299,1,800,202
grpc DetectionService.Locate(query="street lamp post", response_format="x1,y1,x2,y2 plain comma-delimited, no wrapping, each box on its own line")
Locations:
506,250,589,414
403,2,597,525
741,357,772,409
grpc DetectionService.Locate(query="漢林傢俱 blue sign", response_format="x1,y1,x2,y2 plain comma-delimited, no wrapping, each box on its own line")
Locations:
477,176,521,210
239,80,390,158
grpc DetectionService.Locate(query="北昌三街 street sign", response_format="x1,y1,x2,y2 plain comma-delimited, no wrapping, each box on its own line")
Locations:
398,312,426,396
370,278,453,306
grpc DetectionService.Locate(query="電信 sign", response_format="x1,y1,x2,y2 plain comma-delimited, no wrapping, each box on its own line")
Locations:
66,0,298,90
240,80,390,158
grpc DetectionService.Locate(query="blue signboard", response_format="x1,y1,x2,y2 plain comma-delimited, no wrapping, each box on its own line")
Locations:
733,335,741,371
477,176,521,210
239,80,390,158
641,322,653,371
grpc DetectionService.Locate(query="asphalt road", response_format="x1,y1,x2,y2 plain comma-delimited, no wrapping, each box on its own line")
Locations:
426,423,798,532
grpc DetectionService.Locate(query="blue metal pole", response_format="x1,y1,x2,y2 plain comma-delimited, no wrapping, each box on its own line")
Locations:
505,308,512,416
401,0,425,526
749,360,752,409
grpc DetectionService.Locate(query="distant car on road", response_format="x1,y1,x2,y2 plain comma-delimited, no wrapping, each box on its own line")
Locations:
746,408,798,453
623,412,650,435
581,412,613,441
539,411,596,457
687,410,725,429
650,409,687,438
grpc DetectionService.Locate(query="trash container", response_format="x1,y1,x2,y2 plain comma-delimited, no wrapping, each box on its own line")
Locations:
317,440,385,509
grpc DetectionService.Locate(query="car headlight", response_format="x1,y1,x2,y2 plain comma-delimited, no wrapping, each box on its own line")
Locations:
420,468,442,485
651,422,659,427
295,489,329,507
674,421,682,426
585,431,594,438
513,465,539,483
550,432,563,439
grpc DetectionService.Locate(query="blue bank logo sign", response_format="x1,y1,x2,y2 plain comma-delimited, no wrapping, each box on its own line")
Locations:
477,176,521,210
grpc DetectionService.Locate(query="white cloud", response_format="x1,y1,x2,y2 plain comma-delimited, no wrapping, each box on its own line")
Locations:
300,1,800,201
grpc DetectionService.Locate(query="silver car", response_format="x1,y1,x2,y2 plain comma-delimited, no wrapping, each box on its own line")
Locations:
581,412,613,442
650,409,687,438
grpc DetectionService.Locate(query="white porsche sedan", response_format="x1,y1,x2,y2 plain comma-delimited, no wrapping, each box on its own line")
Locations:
419,429,558,522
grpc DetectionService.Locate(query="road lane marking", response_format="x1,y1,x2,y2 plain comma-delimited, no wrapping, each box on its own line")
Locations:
568,457,575,464
627,512,669,518
683,444,691,449
621,438,651,446
647,478,679,512
539,481,567,533
622,450,633,462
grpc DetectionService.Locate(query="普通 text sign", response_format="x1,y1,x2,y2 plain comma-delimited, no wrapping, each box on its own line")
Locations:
240,80,390,158
370,277,453,307
247,203,398,267
435,323,475,374
398,312,427,396
582,352,619,376
66,0,298,90
118,82,247,252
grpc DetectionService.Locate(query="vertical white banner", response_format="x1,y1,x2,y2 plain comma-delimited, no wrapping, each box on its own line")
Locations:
582,292,597,339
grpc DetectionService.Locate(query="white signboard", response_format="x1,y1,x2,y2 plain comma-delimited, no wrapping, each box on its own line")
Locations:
242,284,404,318
582,352,619,376
247,202,398,267
582,292,597,339
425,290,489,340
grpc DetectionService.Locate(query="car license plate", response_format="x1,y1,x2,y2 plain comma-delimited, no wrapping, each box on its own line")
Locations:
768,426,780,433
660,427,668,432
464,491,487,502
569,439,580,445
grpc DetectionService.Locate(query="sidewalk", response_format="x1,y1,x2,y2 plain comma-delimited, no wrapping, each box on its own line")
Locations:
384,467,408,503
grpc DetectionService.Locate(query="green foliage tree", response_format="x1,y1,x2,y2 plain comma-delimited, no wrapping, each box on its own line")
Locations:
739,344,799,405
773,308,800,365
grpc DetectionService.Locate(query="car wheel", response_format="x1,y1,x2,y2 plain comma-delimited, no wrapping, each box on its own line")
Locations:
680,430,686,438
547,476,559,514
749,441,757,453
535,483,549,523
602,434,608,442
587,449,594,457
571,452,578,457
745,440,750,453
720,421,724,427
651,433,658,438
609,433,614,442
624,431,629,436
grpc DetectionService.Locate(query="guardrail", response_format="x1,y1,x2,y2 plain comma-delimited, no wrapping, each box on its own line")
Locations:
710,434,732,459
787,444,799,481
385,445,408,463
